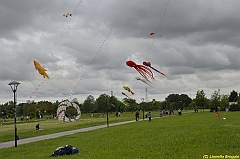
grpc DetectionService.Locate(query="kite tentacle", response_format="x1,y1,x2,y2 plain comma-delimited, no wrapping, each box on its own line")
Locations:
135,66,154,82
126,60,156,83
138,65,155,82
135,67,148,82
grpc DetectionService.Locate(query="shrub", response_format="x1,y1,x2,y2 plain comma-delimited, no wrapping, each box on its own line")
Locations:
210,107,216,112
229,104,240,111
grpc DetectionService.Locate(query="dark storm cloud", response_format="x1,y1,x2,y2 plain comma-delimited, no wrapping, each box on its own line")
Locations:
1,0,240,104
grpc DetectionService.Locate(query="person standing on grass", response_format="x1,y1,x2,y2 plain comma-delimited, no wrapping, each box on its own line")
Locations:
135,110,139,121
20,115,24,121
148,112,151,122
178,109,182,116
165,109,168,116
160,111,163,117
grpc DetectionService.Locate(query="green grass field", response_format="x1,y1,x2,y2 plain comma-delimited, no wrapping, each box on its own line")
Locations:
0,110,239,159
0,112,136,142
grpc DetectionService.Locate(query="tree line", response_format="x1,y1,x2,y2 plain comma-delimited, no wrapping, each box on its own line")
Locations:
1,89,239,119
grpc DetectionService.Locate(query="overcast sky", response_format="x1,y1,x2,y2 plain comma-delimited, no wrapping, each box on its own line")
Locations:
1,0,240,104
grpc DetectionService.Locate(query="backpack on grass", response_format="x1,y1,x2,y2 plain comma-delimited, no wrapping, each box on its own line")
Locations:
50,145,79,157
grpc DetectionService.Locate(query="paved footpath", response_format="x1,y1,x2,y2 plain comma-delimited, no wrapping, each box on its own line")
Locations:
0,120,138,149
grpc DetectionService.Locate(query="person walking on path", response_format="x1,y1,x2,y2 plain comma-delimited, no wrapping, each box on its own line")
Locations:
135,110,139,121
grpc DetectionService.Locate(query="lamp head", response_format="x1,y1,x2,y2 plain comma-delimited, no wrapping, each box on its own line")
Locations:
8,81,20,91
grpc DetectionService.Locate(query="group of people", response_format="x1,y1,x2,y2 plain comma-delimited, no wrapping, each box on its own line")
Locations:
20,115,32,121
159,109,182,117
135,109,182,121
115,111,121,117
135,110,152,122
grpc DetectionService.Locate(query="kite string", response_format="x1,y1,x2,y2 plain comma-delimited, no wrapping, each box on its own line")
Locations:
221,95,238,119
131,78,140,93
27,0,83,102
146,0,170,59
132,0,170,91
71,0,131,97
27,78,73,103
27,80,45,102
59,0,83,38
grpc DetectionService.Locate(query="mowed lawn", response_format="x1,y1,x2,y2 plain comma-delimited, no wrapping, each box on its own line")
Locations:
0,110,239,159
0,112,136,142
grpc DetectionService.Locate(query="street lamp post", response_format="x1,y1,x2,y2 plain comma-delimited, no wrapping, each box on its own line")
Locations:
106,97,109,127
8,81,20,147
141,98,144,120
180,100,182,110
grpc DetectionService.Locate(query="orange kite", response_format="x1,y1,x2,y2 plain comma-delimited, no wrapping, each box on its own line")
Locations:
33,60,49,79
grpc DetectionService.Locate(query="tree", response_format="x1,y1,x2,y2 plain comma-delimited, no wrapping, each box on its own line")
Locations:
96,94,109,113
161,101,167,110
151,99,161,111
166,94,179,103
6,101,14,118
188,99,196,109
165,94,192,110
195,90,207,110
229,90,238,102
22,103,29,116
220,94,229,110
126,98,137,112
109,95,117,113
116,97,129,112
169,102,178,110
0,102,8,118
228,91,240,111
40,105,47,114
82,95,96,113
28,105,37,114
179,94,192,109
72,98,80,105
17,103,24,116
209,90,221,108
